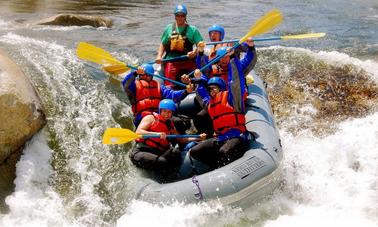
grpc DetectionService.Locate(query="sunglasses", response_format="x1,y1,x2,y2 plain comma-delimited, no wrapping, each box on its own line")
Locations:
208,86,220,91
175,14,186,18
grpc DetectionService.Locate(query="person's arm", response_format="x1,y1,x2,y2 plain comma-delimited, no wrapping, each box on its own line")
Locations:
228,59,246,113
136,115,167,139
161,85,192,102
239,38,257,75
156,24,171,63
187,26,204,59
195,42,211,76
156,43,165,64
193,70,210,107
170,127,206,144
121,71,137,104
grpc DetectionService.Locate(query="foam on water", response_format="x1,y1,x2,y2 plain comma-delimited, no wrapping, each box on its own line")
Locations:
1,25,377,227
265,112,378,227
117,200,244,227
0,132,70,227
0,32,132,225
267,46,378,82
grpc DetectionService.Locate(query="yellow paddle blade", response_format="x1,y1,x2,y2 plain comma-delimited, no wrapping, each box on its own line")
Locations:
281,32,326,40
102,64,129,75
102,128,142,145
77,42,126,66
239,9,283,43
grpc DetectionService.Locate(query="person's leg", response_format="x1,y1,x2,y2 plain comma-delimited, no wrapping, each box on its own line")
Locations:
171,116,191,135
193,109,214,137
129,143,168,170
217,137,247,166
164,62,178,88
178,151,211,179
189,138,219,168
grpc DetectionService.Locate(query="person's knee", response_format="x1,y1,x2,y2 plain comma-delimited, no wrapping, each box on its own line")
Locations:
156,156,168,166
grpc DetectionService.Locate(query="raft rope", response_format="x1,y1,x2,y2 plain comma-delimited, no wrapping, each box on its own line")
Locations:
191,175,203,200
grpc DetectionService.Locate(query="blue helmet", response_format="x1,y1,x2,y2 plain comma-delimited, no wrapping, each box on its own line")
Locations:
174,4,187,15
140,63,154,76
215,46,228,58
208,25,225,40
207,77,226,91
159,99,176,113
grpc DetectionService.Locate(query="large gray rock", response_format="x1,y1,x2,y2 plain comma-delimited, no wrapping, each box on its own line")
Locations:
37,14,113,28
0,49,46,203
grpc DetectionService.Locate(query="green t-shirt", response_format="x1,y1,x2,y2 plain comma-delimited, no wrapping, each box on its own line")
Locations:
161,23,203,59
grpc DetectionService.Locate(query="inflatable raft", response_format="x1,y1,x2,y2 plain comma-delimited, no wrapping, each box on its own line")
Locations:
134,71,283,205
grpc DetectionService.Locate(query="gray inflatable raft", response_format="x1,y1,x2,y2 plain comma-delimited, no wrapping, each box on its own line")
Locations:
135,71,283,205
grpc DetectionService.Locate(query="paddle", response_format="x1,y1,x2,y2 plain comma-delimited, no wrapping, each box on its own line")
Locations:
146,55,189,64
206,32,326,45
103,128,201,145
187,9,283,77
76,42,187,87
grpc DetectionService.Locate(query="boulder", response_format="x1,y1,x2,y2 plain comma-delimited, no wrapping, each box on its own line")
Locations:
0,48,46,202
37,14,113,28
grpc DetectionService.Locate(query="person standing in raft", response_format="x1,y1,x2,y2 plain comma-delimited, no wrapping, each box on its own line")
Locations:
121,63,194,132
129,99,206,176
155,4,203,89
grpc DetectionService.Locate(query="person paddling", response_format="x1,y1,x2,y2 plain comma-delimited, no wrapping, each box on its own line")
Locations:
121,63,193,129
183,43,256,174
195,30,257,86
129,99,205,179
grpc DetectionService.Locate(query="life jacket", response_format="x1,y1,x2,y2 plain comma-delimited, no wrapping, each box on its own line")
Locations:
208,91,246,135
208,43,229,61
137,113,174,152
166,23,193,54
208,43,230,84
210,64,228,85
133,79,162,116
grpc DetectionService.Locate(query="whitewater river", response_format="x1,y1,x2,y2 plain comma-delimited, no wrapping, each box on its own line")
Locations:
0,0,377,226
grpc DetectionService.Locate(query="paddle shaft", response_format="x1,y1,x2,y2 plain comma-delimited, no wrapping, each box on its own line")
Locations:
142,134,201,139
127,64,187,87
187,42,242,77
207,37,281,45
207,33,325,45
147,55,189,64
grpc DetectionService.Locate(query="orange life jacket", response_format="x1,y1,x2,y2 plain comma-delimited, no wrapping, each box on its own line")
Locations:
138,113,174,152
133,79,162,116
208,43,229,60
208,91,246,135
208,43,230,84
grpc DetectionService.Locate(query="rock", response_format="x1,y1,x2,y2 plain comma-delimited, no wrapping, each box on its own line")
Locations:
37,14,113,28
0,48,46,201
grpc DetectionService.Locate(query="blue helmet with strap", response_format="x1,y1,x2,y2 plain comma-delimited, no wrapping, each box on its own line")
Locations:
207,77,226,91
140,63,154,76
208,25,225,40
174,4,187,15
159,99,176,113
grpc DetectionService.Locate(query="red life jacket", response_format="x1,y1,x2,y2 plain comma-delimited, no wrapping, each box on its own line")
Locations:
208,91,246,135
133,79,162,116
208,43,230,85
138,113,174,152
208,43,229,60
210,64,228,85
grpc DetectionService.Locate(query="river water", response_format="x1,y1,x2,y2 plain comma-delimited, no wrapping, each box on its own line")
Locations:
0,0,377,226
